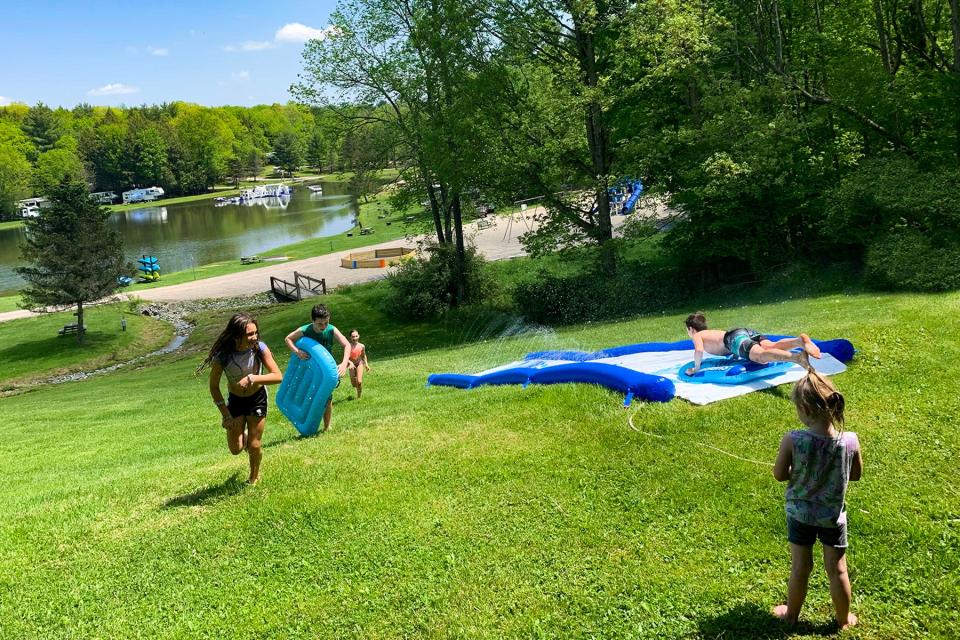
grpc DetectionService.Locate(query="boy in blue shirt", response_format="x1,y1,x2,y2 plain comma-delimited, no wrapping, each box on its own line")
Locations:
285,303,351,432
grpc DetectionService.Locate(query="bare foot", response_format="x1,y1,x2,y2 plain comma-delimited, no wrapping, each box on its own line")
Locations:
838,613,858,629
247,477,258,486
772,604,797,624
801,333,822,359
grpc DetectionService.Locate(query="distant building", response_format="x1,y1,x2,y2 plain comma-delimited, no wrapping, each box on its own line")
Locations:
122,186,165,204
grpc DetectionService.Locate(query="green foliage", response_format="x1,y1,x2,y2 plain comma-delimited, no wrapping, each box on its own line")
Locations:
512,259,682,324
31,136,86,196
0,144,31,220
384,242,494,318
16,180,132,310
865,229,960,292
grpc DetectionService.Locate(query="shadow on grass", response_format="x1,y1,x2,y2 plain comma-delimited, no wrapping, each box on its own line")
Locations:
697,602,838,639
163,473,247,508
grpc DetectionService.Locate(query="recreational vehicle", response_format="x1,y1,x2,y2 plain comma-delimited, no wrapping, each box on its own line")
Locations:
89,191,118,204
122,186,165,204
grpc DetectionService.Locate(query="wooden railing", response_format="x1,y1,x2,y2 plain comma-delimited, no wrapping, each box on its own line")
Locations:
270,273,326,301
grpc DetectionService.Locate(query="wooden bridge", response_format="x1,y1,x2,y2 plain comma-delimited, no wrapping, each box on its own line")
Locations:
270,271,327,302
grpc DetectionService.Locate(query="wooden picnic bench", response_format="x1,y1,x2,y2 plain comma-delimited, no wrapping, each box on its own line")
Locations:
58,324,85,336
476,218,494,230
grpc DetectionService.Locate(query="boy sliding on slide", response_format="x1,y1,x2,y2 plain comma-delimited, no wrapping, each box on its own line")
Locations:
683,311,821,376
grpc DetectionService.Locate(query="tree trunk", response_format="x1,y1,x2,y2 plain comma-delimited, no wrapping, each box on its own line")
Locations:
76,300,85,345
451,194,467,304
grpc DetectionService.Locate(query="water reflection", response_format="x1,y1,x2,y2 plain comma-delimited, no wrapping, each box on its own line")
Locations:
0,182,356,295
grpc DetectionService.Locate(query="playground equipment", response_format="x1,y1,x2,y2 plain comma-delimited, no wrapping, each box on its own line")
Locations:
341,247,415,269
275,337,339,436
137,255,160,282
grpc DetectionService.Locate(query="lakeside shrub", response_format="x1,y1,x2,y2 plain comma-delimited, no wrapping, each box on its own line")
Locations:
384,242,494,319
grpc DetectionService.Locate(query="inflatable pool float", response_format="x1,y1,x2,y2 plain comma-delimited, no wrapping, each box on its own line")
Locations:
275,337,339,436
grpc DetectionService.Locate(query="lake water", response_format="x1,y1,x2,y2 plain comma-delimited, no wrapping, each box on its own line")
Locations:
0,181,357,295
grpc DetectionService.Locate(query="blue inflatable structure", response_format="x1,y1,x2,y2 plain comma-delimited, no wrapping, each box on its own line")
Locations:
427,336,854,406
275,337,339,436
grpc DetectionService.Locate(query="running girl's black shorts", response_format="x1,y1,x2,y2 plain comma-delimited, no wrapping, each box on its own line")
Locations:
228,387,268,418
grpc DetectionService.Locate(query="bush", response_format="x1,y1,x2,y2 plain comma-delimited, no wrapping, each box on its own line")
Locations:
384,242,494,319
513,261,683,324
865,229,960,292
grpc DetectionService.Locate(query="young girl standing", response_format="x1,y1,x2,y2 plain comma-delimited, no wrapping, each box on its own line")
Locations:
772,370,863,629
198,313,283,485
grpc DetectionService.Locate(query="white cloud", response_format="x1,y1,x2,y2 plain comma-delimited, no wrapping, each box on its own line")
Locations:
88,83,139,96
231,70,250,81
148,46,169,56
275,22,336,43
0,96,11,106
224,23,335,52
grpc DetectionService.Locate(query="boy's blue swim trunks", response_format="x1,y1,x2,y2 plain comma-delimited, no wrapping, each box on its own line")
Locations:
723,328,765,360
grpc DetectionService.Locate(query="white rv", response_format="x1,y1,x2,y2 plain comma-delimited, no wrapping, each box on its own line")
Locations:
122,186,165,204
17,197,49,217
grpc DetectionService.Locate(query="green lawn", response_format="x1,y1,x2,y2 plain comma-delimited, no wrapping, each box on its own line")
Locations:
2,281,957,638
0,302,172,389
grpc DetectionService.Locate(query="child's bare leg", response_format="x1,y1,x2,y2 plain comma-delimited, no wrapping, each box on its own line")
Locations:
773,543,813,624
226,417,245,455
750,345,810,368
760,335,821,359
246,416,265,484
322,398,332,432
823,545,857,629
355,366,364,399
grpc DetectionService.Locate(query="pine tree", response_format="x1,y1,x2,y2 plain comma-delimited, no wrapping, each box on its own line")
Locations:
16,180,132,343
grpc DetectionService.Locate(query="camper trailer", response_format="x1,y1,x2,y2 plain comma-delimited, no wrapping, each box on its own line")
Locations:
89,191,118,204
17,197,49,217
122,186,165,204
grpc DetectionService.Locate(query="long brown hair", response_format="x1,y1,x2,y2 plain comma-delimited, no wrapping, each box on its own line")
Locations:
195,312,262,375
792,368,845,430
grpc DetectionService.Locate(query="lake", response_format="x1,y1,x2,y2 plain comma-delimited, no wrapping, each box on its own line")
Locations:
0,181,357,296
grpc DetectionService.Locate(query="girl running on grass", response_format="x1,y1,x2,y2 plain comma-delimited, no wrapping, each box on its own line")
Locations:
198,313,282,485
772,369,863,630
346,329,370,399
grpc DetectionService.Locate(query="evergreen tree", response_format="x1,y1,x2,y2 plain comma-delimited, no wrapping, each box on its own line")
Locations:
21,102,60,158
17,180,132,344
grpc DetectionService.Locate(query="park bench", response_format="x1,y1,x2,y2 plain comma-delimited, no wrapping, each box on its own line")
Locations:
476,218,494,230
360,227,375,235
241,256,261,265
58,324,85,336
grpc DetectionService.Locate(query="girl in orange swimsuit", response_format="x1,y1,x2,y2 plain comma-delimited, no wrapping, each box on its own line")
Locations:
346,329,370,399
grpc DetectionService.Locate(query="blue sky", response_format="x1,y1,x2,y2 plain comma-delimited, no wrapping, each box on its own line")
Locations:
0,0,338,108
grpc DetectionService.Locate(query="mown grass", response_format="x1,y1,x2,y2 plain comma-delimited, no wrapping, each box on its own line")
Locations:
2,278,957,638
0,302,172,389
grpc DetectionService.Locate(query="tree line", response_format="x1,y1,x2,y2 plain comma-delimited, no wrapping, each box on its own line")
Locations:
296,0,960,298
0,101,394,219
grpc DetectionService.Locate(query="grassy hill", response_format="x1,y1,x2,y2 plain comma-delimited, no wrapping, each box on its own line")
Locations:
2,282,957,638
